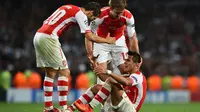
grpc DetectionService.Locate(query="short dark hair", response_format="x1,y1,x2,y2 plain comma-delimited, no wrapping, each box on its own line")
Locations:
128,51,141,63
109,0,127,9
83,2,101,17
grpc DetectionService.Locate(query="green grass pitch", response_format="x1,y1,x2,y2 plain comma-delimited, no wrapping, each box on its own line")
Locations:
0,102,200,112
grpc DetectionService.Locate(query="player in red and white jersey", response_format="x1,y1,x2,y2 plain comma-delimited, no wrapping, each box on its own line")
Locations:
33,2,116,112
85,0,139,84
85,0,140,111
122,71,147,111
68,51,147,112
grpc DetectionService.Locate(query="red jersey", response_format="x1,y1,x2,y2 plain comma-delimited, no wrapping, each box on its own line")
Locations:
90,7,136,46
123,71,147,112
37,5,90,37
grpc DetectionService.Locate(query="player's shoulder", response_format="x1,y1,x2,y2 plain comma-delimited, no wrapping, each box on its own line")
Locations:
122,9,133,19
99,6,110,18
62,4,80,12
130,71,143,78
101,6,110,11
130,71,146,83
131,71,142,75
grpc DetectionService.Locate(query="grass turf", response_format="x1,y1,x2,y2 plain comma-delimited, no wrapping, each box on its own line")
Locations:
0,102,200,112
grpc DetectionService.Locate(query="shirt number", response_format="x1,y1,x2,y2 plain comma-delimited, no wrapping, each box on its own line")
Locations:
44,9,66,25
121,52,128,60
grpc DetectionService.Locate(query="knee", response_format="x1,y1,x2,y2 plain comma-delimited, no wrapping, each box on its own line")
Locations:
105,77,112,84
91,84,102,94
94,84,102,91
105,77,118,85
118,65,126,74
119,69,125,74
59,69,71,77
45,68,56,78
66,69,71,76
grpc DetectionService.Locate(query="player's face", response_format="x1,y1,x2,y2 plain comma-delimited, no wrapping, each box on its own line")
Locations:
110,8,124,19
124,56,135,72
124,55,142,73
87,11,97,21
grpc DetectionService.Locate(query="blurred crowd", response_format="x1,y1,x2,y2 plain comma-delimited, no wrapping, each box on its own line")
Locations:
0,0,200,88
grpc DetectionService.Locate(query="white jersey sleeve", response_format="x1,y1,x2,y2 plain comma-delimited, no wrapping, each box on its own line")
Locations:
129,73,139,86
90,18,103,34
75,10,91,33
126,16,136,38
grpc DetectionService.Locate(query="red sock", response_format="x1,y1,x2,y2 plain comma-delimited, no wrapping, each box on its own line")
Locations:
79,87,94,104
89,82,111,108
71,87,94,110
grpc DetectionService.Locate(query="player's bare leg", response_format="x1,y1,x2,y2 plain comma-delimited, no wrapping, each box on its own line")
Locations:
43,67,60,112
97,62,108,84
118,64,126,74
57,68,71,111
110,83,137,112
110,83,124,106
99,77,124,112
95,61,113,111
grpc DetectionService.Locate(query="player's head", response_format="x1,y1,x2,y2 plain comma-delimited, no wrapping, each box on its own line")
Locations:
109,0,127,18
124,51,142,73
82,2,101,20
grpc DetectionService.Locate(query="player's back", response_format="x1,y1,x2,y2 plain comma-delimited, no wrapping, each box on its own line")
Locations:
37,5,80,37
96,7,133,40
123,71,147,112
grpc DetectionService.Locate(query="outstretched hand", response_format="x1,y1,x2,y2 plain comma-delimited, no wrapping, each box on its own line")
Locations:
106,33,116,44
89,54,99,69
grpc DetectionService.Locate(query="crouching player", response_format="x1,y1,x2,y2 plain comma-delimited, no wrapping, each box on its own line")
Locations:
68,52,147,112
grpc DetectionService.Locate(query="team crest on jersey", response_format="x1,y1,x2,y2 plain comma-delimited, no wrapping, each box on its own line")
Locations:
125,89,131,93
131,24,135,27
84,20,89,25
119,22,124,26
91,21,96,26
62,60,67,66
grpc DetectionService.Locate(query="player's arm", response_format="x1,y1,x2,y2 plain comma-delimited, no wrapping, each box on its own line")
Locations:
85,37,95,68
96,73,110,82
94,65,136,86
126,15,140,54
85,37,93,61
85,19,103,68
85,32,114,44
75,11,115,44
107,71,137,86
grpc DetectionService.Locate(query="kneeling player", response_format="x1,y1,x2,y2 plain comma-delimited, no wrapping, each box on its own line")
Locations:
68,52,147,112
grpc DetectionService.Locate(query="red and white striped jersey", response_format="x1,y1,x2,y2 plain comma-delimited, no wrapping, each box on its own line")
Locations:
90,7,136,43
37,5,90,37
123,71,147,112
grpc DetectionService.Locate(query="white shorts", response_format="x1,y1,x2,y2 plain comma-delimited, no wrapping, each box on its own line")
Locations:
94,36,128,84
93,43,128,67
33,32,68,70
111,92,136,112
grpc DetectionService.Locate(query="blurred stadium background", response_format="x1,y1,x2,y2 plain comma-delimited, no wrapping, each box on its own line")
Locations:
0,0,200,112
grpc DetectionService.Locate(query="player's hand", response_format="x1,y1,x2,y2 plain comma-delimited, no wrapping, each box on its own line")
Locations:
92,54,99,67
106,33,116,44
93,64,106,75
88,58,95,69
88,54,99,69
